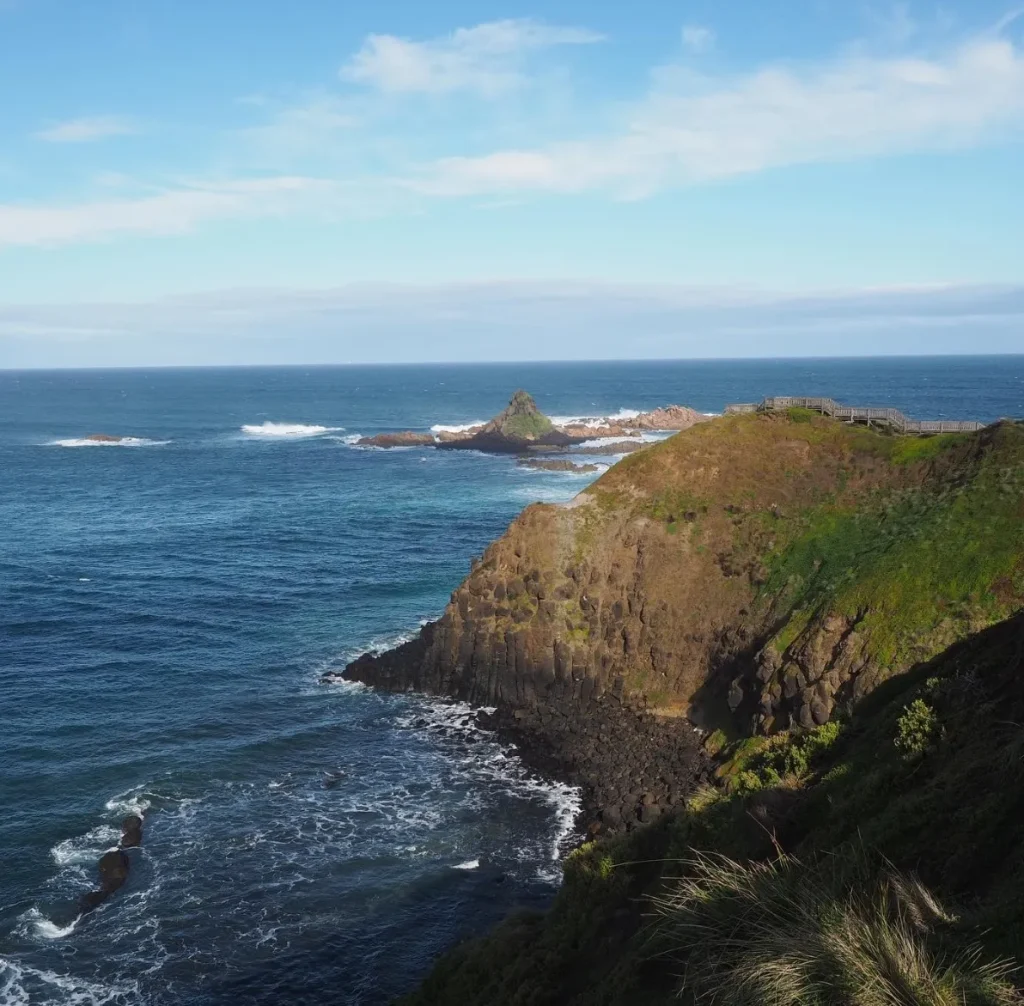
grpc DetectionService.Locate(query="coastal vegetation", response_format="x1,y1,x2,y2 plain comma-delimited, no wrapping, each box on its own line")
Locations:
404,610,1024,1004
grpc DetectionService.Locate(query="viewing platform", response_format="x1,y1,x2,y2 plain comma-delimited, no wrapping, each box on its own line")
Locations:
724,396,986,435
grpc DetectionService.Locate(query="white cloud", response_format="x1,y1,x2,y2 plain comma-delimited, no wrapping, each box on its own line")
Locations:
0,177,331,246
412,35,1024,197
1,281,1021,368
681,25,715,53
35,115,138,143
341,18,603,95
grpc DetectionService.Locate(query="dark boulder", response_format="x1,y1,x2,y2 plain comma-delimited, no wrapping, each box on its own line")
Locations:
120,814,143,848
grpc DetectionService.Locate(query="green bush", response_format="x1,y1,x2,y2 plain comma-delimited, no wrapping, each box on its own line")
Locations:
896,699,942,758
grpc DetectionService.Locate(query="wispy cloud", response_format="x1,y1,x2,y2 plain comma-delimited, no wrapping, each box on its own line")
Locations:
1,281,1021,368
0,176,332,246
412,34,1024,197
681,25,715,54
341,18,603,95
35,115,138,143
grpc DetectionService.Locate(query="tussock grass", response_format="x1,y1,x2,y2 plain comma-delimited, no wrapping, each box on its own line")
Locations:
650,853,1021,1005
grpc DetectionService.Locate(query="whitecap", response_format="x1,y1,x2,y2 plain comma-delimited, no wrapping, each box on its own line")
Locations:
19,909,81,942
429,420,486,434
50,437,170,448
104,788,151,818
240,422,341,438
51,824,120,867
453,859,480,870
0,956,140,1006
549,407,641,428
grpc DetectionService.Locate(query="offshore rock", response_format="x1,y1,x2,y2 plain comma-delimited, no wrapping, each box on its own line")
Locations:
437,391,577,454
517,459,600,473
356,432,436,448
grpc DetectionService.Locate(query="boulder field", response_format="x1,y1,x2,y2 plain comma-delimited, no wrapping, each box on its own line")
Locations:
340,411,1024,838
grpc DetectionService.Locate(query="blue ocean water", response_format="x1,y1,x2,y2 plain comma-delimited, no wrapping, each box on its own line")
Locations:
1,358,1022,1006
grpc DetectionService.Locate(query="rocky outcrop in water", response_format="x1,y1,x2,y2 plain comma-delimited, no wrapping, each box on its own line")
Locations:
570,441,648,456
438,391,576,454
517,459,600,473
356,432,436,448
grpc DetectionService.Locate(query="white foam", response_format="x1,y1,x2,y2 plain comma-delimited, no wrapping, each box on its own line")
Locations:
549,407,641,428
240,422,340,438
0,957,140,1006
50,437,170,448
453,859,480,870
104,788,151,818
20,909,81,942
430,421,485,434
51,824,120,867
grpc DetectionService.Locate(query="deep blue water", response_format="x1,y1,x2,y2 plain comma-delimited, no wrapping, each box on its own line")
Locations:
1,358,1022,1006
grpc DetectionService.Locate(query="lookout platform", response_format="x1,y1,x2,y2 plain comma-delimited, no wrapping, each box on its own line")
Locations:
724,396,986,435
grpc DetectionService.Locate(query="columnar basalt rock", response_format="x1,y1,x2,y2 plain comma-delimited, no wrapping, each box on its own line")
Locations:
341,414,1024,832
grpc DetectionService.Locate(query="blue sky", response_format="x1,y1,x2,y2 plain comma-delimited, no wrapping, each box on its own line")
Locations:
1,0,1023,366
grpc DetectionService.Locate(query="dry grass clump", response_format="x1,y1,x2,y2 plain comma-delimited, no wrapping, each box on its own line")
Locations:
650,853,1021,1005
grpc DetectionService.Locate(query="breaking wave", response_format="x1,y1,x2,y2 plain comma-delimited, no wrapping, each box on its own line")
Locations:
49,437,170,448
241,423,341,438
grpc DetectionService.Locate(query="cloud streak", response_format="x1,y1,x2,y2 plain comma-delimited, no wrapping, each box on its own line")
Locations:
341,18,603,95
1,281,1021,368
0,177,332,246
35,115,138,143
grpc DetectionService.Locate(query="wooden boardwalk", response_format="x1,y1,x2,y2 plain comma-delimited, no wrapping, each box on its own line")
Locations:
724,396,986,435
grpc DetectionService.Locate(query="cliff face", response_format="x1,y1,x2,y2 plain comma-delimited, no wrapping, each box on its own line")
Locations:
344,412,1024,825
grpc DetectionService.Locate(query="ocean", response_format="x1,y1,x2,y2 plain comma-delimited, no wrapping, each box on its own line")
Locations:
2,357,1022,1006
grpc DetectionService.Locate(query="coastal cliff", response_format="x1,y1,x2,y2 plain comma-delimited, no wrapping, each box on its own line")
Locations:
345,411,1024,828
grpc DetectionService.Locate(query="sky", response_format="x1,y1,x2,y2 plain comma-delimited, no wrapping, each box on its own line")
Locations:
1,0,1023,367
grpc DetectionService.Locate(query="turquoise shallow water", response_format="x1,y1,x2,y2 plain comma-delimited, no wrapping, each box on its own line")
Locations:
1,359,1021,1005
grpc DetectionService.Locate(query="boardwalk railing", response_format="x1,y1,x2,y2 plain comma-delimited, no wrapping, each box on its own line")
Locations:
724,396,985,435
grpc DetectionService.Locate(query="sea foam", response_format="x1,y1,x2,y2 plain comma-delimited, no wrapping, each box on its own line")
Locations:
240,422,340,438
50,437,170,448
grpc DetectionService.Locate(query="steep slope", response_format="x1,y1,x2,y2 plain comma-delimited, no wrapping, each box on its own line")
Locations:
402,610,1024,1005
347,412,1023,741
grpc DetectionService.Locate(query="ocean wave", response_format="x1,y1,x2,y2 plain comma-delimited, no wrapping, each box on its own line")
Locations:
49,437,170,448
18,909,82,942
395,699,583,882
51,824,120,867
548,407,641,427
104,788,152,819
429,421,485,434
452,859,480,870
240,423,341,438
0,957,140,1006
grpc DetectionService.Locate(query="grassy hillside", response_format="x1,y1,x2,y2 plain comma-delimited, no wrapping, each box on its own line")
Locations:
403,610,1024,1005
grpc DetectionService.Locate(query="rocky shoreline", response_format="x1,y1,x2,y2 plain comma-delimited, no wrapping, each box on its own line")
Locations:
332,621,710,836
